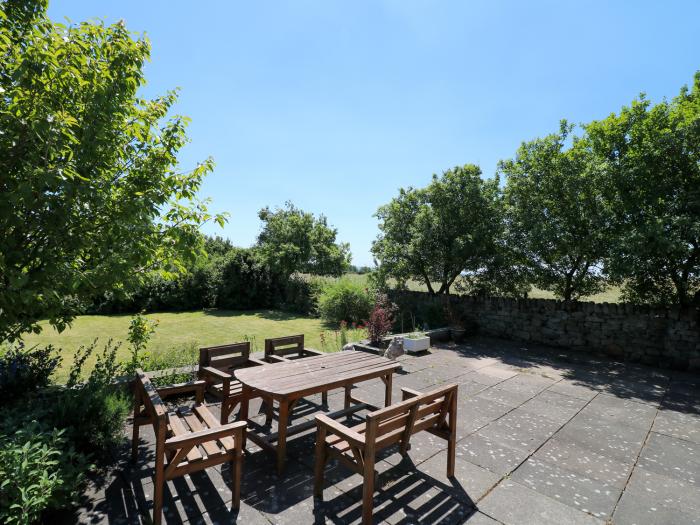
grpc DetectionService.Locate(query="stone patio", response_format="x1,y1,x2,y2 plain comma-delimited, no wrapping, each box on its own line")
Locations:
73,336,700,524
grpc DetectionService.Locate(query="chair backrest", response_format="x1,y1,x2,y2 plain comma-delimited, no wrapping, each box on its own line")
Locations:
365,383,458,452
134,368,166,424
264,335,304,359
198,342,251,372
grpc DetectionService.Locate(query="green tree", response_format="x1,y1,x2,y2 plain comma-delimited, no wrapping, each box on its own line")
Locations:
585,73,700,306
0,0,224,341
500,121,610,301
256,202,351,277
372,165,502,296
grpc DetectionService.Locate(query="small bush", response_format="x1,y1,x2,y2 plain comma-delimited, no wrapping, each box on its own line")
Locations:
366,293,397,344
0,343,61,401
49,341,130,457
316,278,374,325
0,422,89,525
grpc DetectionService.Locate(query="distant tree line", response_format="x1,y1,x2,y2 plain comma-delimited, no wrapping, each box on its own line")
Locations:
372,72,700,307
90,204,351,314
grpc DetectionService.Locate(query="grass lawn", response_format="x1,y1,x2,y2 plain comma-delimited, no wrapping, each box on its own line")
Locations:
22,310,362,383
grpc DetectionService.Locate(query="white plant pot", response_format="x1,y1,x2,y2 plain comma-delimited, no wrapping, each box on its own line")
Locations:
403,336,430,354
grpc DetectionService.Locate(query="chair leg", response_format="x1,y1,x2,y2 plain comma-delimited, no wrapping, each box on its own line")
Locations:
362,454,375,525
321,390,328,407
153,431,166,525
264,396,273,426
313,426,327,497
131,396,141,462
232,450,242,509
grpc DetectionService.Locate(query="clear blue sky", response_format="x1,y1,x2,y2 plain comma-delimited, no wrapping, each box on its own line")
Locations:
49,1,700,266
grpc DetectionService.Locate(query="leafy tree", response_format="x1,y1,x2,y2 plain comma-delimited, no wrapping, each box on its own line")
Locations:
256,202,351,277
500,122,610,301
0,0,224,341
372,165,501,296
585,73,700,306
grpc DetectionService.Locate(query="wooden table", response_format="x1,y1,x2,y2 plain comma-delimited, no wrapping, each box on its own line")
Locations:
236,351,401,474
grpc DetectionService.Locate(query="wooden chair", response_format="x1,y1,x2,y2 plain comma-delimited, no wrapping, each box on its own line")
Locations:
313,384,458,524
263,334,324,362
131,369,246,525
264,334,327,409
197,342,266,423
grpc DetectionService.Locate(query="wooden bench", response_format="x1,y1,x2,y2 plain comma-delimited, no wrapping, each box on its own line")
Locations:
131,369,246,525
264,334,327,408
264,334,324,363
313,383,458,524
197,342,268,423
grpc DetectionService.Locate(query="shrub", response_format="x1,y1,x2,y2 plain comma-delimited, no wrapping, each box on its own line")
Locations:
280,274,324,314
48,341,130,457
316,278,374,325
0,343,61,401
0,422,88,525
213,248,285,310
366,293,397,344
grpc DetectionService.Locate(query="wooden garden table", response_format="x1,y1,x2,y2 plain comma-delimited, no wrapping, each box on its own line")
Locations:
236,351,401,474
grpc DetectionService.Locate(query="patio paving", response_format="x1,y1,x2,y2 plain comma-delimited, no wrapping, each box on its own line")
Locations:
72,336,700,524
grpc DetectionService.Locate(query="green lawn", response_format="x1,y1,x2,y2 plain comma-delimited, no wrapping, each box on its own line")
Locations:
22,310,362,383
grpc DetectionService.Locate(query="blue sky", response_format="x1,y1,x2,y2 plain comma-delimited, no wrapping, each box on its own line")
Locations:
49,1,700,266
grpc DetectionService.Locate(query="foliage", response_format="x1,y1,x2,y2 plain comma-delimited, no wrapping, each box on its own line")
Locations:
585,73,700,306
500,121,611,301
124,312,159,375
50,340,130,456
372,165,501,296
0,342,61,400
257,202,351,278
213,247,286,309
0,0,225,341
280,274,325,314
366,293,397,344
316,277,374,325
318,325,366,352
0,421,88,525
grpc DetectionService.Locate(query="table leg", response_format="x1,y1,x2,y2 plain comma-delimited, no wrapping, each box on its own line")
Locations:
277,398,289,475
344,384,352,410
240,384,250,448
384,373,393,407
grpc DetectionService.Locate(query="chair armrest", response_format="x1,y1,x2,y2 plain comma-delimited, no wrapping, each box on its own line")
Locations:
401,387,422,400
199,366,231,381
303,347,324,357
247,357,267,367
165,420,247,450
157,380,206,399
266,355,289,364
315,414,365,448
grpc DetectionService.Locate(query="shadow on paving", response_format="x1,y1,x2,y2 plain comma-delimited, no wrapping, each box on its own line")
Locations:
441,336,698,411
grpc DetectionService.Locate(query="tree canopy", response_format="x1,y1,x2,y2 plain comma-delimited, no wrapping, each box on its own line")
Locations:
585,73,700,306
500,122,611,301
0,0,224,340
256,202,351,277
372,165,501,296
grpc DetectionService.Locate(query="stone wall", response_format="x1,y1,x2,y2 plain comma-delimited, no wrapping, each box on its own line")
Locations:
390,291,700,371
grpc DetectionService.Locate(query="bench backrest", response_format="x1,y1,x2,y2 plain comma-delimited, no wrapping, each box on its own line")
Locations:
366,383,457,452
265,335,304,359
198,342,251,372
134,368,167,424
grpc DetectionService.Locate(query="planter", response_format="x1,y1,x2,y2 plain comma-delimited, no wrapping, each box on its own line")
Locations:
450,327,467,343
403,335,430,354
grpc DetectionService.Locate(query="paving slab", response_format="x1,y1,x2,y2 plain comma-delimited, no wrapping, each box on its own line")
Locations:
457,433,531,476
636,431,700,485
519,390,589,423
533,437,634,488
613,469,700,525
479,480,603,525
652,406,700,444
511,456,620,520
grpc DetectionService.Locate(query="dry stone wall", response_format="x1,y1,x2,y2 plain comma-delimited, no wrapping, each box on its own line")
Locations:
390,291,700,371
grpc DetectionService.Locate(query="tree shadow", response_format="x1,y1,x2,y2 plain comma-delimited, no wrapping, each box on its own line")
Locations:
441,335,699,413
